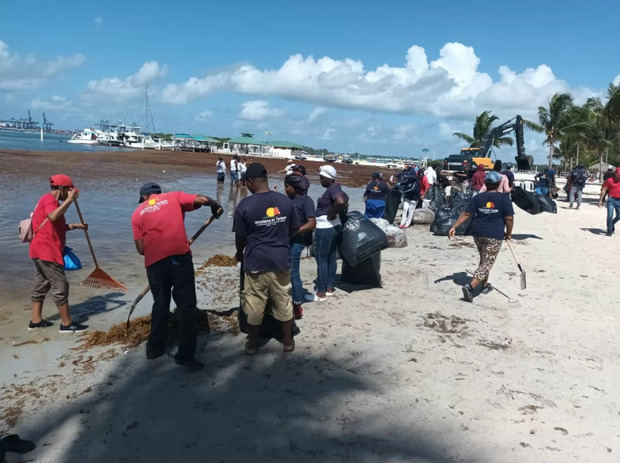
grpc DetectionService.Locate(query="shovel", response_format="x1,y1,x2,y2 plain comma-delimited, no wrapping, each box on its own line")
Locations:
506,240,527,290
74,199,128,291
126,214,217,329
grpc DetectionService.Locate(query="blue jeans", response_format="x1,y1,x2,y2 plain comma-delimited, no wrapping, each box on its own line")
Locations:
569,185,582,207
289,242,305,304
315,227,339,293
607,197,620,234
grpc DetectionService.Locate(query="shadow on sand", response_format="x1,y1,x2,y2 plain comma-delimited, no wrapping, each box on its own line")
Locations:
16,331,477,463
433,272,470,286
580,227,607,235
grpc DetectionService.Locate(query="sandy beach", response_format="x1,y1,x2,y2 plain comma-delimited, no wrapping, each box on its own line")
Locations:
1,149,619,462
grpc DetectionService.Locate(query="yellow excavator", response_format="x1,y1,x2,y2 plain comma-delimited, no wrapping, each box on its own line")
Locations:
443,115,533,171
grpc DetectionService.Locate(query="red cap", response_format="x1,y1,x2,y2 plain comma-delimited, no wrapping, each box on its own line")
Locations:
49,174,74,187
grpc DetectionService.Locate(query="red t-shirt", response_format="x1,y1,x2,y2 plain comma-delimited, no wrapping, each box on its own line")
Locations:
29,193,66,266
131,191,197,267
420,175,430,196
604,177,620,199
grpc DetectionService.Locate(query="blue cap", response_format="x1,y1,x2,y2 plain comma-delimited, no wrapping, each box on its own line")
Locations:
485,171,502,183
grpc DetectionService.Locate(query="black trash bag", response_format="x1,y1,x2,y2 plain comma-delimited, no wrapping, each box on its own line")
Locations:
341,252,382,287
384,188,402,224
449,190,471,212
536,194,557,213
430,207,471,236
339,211,388,267
429,185,446,211
510,186,541,215
236,266,300,342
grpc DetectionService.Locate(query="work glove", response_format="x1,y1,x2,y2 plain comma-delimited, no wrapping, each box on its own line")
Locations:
210,201,223,218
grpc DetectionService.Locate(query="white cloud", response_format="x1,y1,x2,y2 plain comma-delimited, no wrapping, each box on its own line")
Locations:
320,128,335,140
94,16,104,29
613,75,620,86
31,95,73,111
0,40,84,90
195,109,213,121
307,106,326,123
393,123,418,141
238,100,284,120
83,61,168,102
158,42,577,120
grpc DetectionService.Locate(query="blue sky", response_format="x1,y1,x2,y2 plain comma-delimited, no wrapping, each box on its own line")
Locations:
1,0,619,163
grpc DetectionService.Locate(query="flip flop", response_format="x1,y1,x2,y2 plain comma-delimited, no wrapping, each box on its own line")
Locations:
0,434,36,454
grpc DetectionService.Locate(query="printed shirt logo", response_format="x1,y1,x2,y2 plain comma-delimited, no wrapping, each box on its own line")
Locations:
485,201,495,209
140,198,169,215
254,205,287,227
266,207,281,218
373,185,380,191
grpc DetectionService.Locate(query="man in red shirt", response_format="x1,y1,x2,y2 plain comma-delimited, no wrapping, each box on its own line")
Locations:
29,174,89,332
599,167,620,236
132,182,222,370
471,164,486,195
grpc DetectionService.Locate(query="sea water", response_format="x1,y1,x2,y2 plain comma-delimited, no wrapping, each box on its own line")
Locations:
0,129,123,152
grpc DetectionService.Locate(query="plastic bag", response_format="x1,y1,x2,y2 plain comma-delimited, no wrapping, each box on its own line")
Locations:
510,187,541,215
369,217,390,231
413,208,435,224
339,211,388,267
341,252,382,287
536,194,557,213
384,225,407,248
63,246,82,271
430,208,471,236
384,189,402,224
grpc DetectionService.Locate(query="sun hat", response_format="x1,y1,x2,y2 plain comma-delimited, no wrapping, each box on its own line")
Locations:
485,171,502,183
319,165,337,180
138,182,161,203
244,162,268,179
49,174,74,188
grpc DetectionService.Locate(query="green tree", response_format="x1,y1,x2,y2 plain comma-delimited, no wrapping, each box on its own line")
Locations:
453,111,514,148
538,93,574,169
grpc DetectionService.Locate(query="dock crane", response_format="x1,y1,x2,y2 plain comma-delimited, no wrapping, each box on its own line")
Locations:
42,113,54,132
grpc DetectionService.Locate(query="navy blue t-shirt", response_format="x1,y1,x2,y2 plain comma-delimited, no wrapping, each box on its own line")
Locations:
316,183,347,217
291,195,316,245
364,180,390,201
466,192,514,240
233,191,300,272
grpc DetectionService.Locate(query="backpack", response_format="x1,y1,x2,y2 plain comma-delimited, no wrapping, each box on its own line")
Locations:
571,169,587,187
18,213,48,243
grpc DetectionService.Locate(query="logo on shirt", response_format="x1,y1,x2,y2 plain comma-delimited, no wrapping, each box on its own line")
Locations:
266,207,281,218
148,199,157,205
140,199,169,215
485,201,495,209
373,185,379,191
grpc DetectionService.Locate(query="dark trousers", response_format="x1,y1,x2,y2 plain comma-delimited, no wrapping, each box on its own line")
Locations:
146,253,197,359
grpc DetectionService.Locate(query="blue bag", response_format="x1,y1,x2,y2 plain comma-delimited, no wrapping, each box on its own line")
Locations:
63,246,82,271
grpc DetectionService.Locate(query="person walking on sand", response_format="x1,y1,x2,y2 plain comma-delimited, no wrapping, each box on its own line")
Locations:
398,168,420,229
314,165,348,300
569,165,587,209
132,182,223,370
284,173,316,319
449,171,514,302
233,163,300,354
216,157,226,183
230,155,241,185
363,172,390,219
599,166,620,236
481,160,511,194
28,174,89,333
471,164,486,196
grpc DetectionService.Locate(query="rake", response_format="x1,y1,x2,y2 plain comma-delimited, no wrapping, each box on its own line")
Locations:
506,240,527,290
73,199,128,292
126,214,217,329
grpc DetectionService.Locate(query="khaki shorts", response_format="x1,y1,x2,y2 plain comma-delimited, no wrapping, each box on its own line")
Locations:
243,271,293,326
31,258,69,306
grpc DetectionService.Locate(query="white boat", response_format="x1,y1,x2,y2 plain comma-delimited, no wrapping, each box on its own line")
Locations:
67,128,99,144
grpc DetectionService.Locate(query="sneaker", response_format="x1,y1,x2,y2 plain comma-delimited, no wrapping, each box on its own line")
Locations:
462,284,474,302
576,205,580,210
59,322,88,333
326,289,336,297
568,204,573,209
313,293,327,302
28,320,53,331
174,354,204,371
607,232,613,237
293,304,303,320
480,284,493,295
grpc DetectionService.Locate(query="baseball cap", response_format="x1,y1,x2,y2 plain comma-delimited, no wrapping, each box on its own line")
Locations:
371,171,382,179
49,174,74,188
139,182,161,203
244,162,267,179
319,165,337,180
485,171,502,183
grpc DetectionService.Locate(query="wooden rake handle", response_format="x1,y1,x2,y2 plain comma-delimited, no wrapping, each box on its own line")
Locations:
506,241,523,270
73,199,99,268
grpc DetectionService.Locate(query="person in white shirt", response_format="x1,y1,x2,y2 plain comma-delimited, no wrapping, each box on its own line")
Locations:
239,158,248,181
230,155,241,185
216,157,226,183
424,165,437,185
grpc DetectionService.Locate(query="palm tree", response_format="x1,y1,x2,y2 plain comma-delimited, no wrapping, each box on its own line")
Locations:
538,93,574,169
453,111,514,149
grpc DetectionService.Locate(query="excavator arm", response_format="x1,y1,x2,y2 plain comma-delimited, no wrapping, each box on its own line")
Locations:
476,115,532,170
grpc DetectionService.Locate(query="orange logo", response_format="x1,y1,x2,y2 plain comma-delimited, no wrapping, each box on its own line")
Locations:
485,201,495,208
266,207,281,217
148,199,157,205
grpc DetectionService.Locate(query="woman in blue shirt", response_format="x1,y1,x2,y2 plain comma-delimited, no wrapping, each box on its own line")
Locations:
449,171,514,302
284,174,316,319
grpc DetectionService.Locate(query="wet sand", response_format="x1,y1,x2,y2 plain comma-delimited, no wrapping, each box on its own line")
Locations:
2,148,620,462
